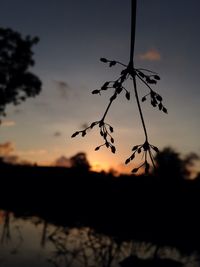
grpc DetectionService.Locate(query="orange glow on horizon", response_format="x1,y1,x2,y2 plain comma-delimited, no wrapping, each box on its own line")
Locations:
90,161,111,173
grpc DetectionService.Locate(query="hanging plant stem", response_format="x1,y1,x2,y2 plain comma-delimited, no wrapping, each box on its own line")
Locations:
71,0,167,174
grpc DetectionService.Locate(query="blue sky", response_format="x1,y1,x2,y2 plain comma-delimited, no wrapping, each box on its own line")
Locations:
0,0,200,173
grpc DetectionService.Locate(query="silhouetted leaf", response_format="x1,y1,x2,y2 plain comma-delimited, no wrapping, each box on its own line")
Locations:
100,58,108,63
100,130,104,136
132,168,139,173
95,146,100,151
154,75,160,80
71,131,79,138
146,77,156,84
111,146,116,153
138,147,141,153
82,131,86,137
132,145,138,151
109,126,114,133
106,142,109,148
156,94,163,101
137,71,145,78
142,96,146,102
109,61,116,67
158,103,163,110
151,100,157,107
125,158,130,164
162,106,168,113
103,132,107,138
92,90,100,94
111,137,114,143
130,154,135,160
125,91,130,100
152,146,159,153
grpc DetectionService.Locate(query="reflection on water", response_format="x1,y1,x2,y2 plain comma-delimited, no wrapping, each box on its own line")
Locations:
0,210,198,267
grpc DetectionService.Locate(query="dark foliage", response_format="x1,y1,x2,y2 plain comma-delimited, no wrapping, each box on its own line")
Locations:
1,148,200,254
70,152,91,171
0,27,41,119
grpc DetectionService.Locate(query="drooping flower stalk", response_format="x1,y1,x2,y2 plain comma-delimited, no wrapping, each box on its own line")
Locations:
72,0,167,174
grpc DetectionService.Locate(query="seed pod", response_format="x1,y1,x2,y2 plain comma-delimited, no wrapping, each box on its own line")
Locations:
100,58,108,63
125,91,130,100
92,90,100,94
71,131,79,138
125,158,130,165
142,96,146,102
132,168,139,173
156,94,163,101
132,145,138,151
109,126,114,133
82,131,86,137
154,75,160,80
90,122,96,128
162,107,168,114
111,146,116,153
109,61,116,67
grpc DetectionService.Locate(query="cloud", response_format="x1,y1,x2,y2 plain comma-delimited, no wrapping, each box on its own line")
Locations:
54,80,70,100
54,131,62,137
0,142,20,164
138,49,161,61
14,109,22,114
81,123,89,129
17,149,47,156
53,155,71,167
1,120,16,127
0,142,15,156
0,141,46,165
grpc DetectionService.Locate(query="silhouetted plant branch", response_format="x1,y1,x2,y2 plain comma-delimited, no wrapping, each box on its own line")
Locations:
72,0,167,174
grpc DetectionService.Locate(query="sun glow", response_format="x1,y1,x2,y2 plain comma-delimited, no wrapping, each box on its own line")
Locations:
91,161,111,173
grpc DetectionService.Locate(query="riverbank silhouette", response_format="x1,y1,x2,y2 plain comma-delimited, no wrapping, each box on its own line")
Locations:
1,161,200,254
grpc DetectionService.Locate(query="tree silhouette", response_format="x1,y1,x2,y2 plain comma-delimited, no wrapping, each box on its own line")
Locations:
0,27,41,120
155,147,199,180
155,147,183,180
72,0,167,174
70,152,90,171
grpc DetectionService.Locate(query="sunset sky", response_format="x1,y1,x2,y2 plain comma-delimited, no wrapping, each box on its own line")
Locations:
0,0,200,173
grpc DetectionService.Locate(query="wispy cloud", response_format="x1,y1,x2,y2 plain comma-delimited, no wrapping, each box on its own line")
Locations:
54,80,70,100
81,123,89,129
1,120,16,127
138,49,161,61
54,131,62,137
0,142,15,156
0,141,19,164
17,149,47,156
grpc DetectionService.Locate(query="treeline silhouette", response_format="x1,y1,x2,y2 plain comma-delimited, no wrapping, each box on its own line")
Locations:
0,148,200,255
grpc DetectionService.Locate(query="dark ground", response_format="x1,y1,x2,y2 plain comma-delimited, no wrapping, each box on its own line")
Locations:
1,163,200,254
